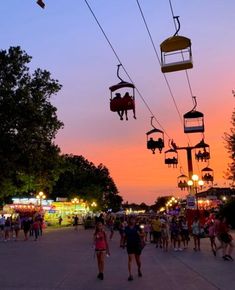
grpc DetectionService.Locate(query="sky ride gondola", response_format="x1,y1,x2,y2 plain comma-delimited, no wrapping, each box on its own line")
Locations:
160,16,193,73
177,174,188,191
201,167,214,184
165,149,178,168
194,139,210,162
37,0,45,8
184,97,204,134
146,117,164,154
109,65,136,121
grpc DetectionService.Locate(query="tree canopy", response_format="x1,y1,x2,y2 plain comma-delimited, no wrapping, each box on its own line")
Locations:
0,46,122,211
224,93,235,183
52,154,123,212
0,46,63,200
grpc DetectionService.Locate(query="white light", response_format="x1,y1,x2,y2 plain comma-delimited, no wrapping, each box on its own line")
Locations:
187,180,193,186
192,174,199,181
198,180,204,186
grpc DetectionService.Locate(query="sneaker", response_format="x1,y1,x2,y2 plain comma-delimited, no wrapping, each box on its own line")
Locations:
97,273,104,280
225,255,233,261
174,248,178,251
178,248,183,251
223,255,230,261
138,270,142,277
128,275,134,281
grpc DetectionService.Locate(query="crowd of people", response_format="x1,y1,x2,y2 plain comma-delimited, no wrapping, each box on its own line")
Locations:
0,210,233,282
0,214,44,242
93,213,234,281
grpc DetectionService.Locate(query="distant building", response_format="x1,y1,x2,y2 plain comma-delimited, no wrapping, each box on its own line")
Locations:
197,187,235,199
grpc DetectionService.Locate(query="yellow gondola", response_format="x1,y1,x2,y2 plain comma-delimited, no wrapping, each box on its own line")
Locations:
160,16,193,73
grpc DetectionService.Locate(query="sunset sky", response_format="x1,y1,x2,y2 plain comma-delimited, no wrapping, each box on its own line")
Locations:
1,1,235,204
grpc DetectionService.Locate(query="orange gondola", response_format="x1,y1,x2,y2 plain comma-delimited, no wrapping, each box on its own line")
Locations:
109,65,136,121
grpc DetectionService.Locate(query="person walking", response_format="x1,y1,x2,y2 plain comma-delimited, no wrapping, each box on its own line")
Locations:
124,216,145,281
170,216,182,251
22,216,31,241
161,218,170,252
191,216,201,251
207,219,217,256
93,222,110,280
4,217,11,242
0,215,5,240
73,215,79,231
216,217,234,261
33,218,40,241
151,216,162,248
180,216,190,249
13,216,21,241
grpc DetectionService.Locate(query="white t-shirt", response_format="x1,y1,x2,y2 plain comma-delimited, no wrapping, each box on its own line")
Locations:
0,217,6,226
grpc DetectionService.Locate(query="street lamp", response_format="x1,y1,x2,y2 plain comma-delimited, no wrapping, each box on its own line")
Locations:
187,174,204,210
71,198,79,213
36,191,46,206
91,201,97,207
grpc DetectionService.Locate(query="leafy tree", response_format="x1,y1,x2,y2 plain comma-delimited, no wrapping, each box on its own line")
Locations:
150,196,172,212
0,46,63,200
224,92,235,183
52,155,122,211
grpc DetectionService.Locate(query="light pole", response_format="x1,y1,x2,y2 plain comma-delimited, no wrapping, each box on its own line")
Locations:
36,191,46,206
91,201,97,210
187,174,204,211
71,198,79,213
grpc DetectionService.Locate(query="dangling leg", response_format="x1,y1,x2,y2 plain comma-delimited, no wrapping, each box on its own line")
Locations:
117,111,123,120
125,110,128,121
133,108,136,119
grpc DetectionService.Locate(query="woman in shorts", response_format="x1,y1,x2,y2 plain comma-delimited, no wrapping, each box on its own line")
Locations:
93,222,110,280
124,216,145,281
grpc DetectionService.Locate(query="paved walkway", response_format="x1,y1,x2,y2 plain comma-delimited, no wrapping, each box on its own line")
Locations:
0,227,234,290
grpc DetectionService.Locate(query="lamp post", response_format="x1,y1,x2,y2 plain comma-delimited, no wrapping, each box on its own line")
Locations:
91,201,97,211
71,198,79,213
36,191,46,206
187,174,204,211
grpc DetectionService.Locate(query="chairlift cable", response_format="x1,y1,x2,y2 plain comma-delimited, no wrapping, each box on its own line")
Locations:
136,0,183,125
168,0,203,173
84,0,171,139
136,0,193,148
168,0,194,100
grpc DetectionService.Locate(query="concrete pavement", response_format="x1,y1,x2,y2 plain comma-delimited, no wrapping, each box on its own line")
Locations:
0,227,234,290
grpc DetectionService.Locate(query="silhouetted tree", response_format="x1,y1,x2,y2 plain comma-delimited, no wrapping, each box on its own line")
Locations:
52,155,122,211
150,196,172,212
224,92,235,184
0,46,63,200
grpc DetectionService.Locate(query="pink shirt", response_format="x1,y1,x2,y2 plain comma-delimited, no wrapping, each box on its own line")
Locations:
208,224,216,237
95,231,107,250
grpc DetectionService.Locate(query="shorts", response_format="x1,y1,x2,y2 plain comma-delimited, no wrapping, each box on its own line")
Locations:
153,231,161,239
95,249,106,252
0,225,4,231
127,245,142,256
220,233,232,244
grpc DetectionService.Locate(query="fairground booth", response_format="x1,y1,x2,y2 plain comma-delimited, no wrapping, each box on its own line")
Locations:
3,198,90,226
